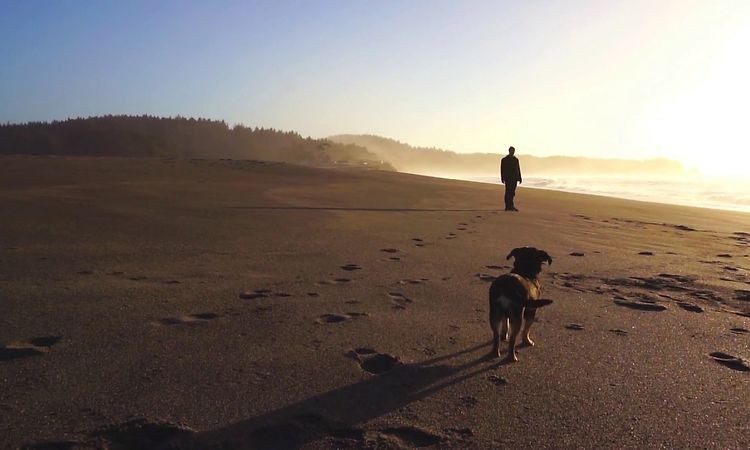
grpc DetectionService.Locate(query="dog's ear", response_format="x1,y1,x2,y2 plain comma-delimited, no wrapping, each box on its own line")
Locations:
540,250,553,265
506,247,525,260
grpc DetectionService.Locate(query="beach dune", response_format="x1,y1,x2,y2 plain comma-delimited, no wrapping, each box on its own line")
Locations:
1,156,748,449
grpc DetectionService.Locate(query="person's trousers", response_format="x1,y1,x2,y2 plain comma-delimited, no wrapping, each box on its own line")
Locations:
504,181,518,209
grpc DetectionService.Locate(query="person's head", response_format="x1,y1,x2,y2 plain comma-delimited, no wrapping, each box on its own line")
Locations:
508,146,515,155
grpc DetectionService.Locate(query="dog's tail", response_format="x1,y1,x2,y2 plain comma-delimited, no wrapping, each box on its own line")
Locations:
521,298,553,308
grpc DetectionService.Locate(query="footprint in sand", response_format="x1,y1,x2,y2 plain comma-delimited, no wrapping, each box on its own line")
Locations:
488,375,508,386
316,312,369,324
398,278,429,285
92,419,195,449
380,248,399,254
709,352,750,372
0,336,62,362
717,253,733,258
240,289,292,299
475,273,495,282
350,348,400,375
340,264,362,271
306,292,320,297
420,347,437,356
77,270,95,275
445,427,474,440
485,265,509,270
565,323,585,331
459,396,478,408
316,278,352,286
614,297,667,311
609,329,629,336
388,256,401,261
246,414,366,449
677,302,704,313
638,251,654,256
570,252,585,257
388,292,412,310
735,290,750,302
374,427,444,448
316,313,350,324
411,238,424,243
129,275,148,281
730,328,748,335
157,313,219,326
654,273,700,282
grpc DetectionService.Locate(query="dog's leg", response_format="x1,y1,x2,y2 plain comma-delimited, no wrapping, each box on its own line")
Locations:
500,317,509,341
505,314,522,363
489,303,503,358
522,308,537,346
521,317,535,347
491,317,502,358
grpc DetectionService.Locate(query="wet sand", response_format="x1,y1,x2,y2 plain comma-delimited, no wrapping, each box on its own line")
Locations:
1,155,748,449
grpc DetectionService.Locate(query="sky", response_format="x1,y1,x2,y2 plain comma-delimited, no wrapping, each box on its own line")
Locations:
1,0,749,175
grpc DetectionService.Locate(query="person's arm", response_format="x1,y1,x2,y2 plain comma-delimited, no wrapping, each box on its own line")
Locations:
516,160,522,184
500,159,506,184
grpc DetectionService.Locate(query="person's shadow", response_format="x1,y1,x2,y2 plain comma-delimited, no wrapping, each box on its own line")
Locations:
194,341,506,449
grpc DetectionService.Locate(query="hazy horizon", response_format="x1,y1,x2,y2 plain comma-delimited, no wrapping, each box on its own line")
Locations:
2,1,749,175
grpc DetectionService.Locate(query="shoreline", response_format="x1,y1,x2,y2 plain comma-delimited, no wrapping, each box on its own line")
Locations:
409,171,750,215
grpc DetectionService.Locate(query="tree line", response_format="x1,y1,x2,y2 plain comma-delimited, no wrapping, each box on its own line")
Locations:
0,115,393,170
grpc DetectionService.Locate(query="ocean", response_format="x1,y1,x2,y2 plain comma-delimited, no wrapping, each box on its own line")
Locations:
455,174,750,214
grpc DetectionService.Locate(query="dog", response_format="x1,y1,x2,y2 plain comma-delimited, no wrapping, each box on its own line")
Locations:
489,247,553,362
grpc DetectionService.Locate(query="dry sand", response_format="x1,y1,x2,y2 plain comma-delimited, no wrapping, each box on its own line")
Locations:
1,155,748,449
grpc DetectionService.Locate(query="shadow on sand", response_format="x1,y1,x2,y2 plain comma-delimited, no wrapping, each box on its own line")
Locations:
29,342,506,449
193,341,504,449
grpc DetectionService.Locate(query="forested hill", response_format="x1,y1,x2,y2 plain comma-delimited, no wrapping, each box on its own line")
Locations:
329,134,688,176
0,116,393,170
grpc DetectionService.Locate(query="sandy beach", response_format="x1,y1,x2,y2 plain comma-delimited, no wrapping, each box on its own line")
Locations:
1,155,748,449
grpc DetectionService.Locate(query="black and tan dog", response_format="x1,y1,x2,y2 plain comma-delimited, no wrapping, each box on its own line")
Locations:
489,247,553,362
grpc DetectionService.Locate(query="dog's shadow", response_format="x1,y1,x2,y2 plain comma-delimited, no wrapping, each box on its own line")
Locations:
195,341,503,449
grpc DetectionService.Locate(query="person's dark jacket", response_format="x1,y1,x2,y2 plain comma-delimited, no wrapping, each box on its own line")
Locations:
501,155,522,184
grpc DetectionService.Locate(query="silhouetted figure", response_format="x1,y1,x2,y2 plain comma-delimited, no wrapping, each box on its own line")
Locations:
500,146,522,211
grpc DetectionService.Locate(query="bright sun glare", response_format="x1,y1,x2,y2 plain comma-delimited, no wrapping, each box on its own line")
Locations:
646,10,750,178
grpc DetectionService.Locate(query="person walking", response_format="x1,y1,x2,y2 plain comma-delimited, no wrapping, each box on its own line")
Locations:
500,146,522,211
